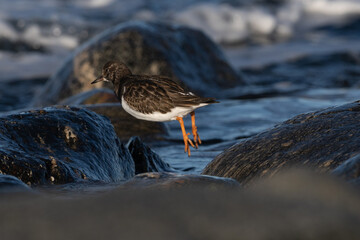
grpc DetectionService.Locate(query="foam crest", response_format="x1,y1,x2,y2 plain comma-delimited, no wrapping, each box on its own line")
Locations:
303,0,360,16
175,4,277,43
22,25,78,51
73,0,115,8
174,0,360,43
0,21,18,40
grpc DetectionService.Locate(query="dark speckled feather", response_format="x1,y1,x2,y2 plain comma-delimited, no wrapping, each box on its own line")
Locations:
121,75,218,114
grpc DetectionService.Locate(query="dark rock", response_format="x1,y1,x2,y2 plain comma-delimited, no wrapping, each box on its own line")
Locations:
126,136,174,174
84,103,168,141
0,106,134,186
60,88,119,105
60,90,168,141
333,154,360,186
122,172,239,189
31,21,243,107
203,100,360,185
0,174,31,192
1,170,360,240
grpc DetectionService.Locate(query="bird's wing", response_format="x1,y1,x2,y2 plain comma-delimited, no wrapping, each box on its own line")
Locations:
123,80,175,114
126,75,218,109
138,75,208,107
153,78,217,107
135,75,187,92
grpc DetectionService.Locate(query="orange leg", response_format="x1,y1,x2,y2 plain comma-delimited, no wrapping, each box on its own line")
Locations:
190,111,202,148
176,117,195,157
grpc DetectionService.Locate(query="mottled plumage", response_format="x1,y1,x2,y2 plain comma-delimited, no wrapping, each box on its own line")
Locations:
91,61,218,156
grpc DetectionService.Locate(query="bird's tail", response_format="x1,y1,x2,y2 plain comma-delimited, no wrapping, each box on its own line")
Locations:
198,97,219,104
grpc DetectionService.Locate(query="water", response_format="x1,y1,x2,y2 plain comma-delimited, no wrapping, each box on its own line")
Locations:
151,91,360,173
1,0,360,181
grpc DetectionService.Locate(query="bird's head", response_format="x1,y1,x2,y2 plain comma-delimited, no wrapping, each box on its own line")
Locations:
91,61,132,85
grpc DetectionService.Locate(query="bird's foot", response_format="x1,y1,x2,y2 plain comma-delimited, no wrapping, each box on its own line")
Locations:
192,125,202,148
183,132,195,157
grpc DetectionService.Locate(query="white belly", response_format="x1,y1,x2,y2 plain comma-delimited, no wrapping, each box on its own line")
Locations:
121,96,206,122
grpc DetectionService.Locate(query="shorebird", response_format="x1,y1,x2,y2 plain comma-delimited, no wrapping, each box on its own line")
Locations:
91,61,218,156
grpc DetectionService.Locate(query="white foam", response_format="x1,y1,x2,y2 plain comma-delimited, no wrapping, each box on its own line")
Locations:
174,0,360,43
175,4,249,43
0,21,18,40
22,25,78,51
1,0,359,48
175,3,284,43
303,0,360,16
73,0,115,8
247,8,277,35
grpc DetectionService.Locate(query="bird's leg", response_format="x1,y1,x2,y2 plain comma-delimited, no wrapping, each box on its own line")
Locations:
190,111,202,148
176,117,195,157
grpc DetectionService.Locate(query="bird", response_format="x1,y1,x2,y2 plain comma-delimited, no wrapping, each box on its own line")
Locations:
91,61,219,156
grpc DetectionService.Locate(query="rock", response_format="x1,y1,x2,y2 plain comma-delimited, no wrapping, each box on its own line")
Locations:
59,88,119,105
84,103,168,141
122,172,239,189
0,106,134,186
1,170,360,240
126,136,174,174
0,174,31,192
203,100,360,185
332,154,360,186
59,89,168,141
31,21,243,107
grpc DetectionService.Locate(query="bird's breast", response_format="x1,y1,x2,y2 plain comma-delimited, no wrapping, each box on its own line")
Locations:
121,96,201,122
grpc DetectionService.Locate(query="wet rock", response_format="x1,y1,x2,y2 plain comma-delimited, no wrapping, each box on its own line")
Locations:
203,100,360,185
123,172,239,189
1,170,360,240
84,103,168,141
332,154,360,186
32,21,243,106
126,136,174,174
60,88,118,105
0,174,31,192
0,107,134,186
60,90,168,141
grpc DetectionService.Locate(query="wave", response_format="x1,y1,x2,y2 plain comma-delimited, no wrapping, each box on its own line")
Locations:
1,0,360,81
1,0,360,50
173,0,360,44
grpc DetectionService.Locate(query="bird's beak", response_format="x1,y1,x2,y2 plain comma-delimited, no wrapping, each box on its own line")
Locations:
91,76,109,84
